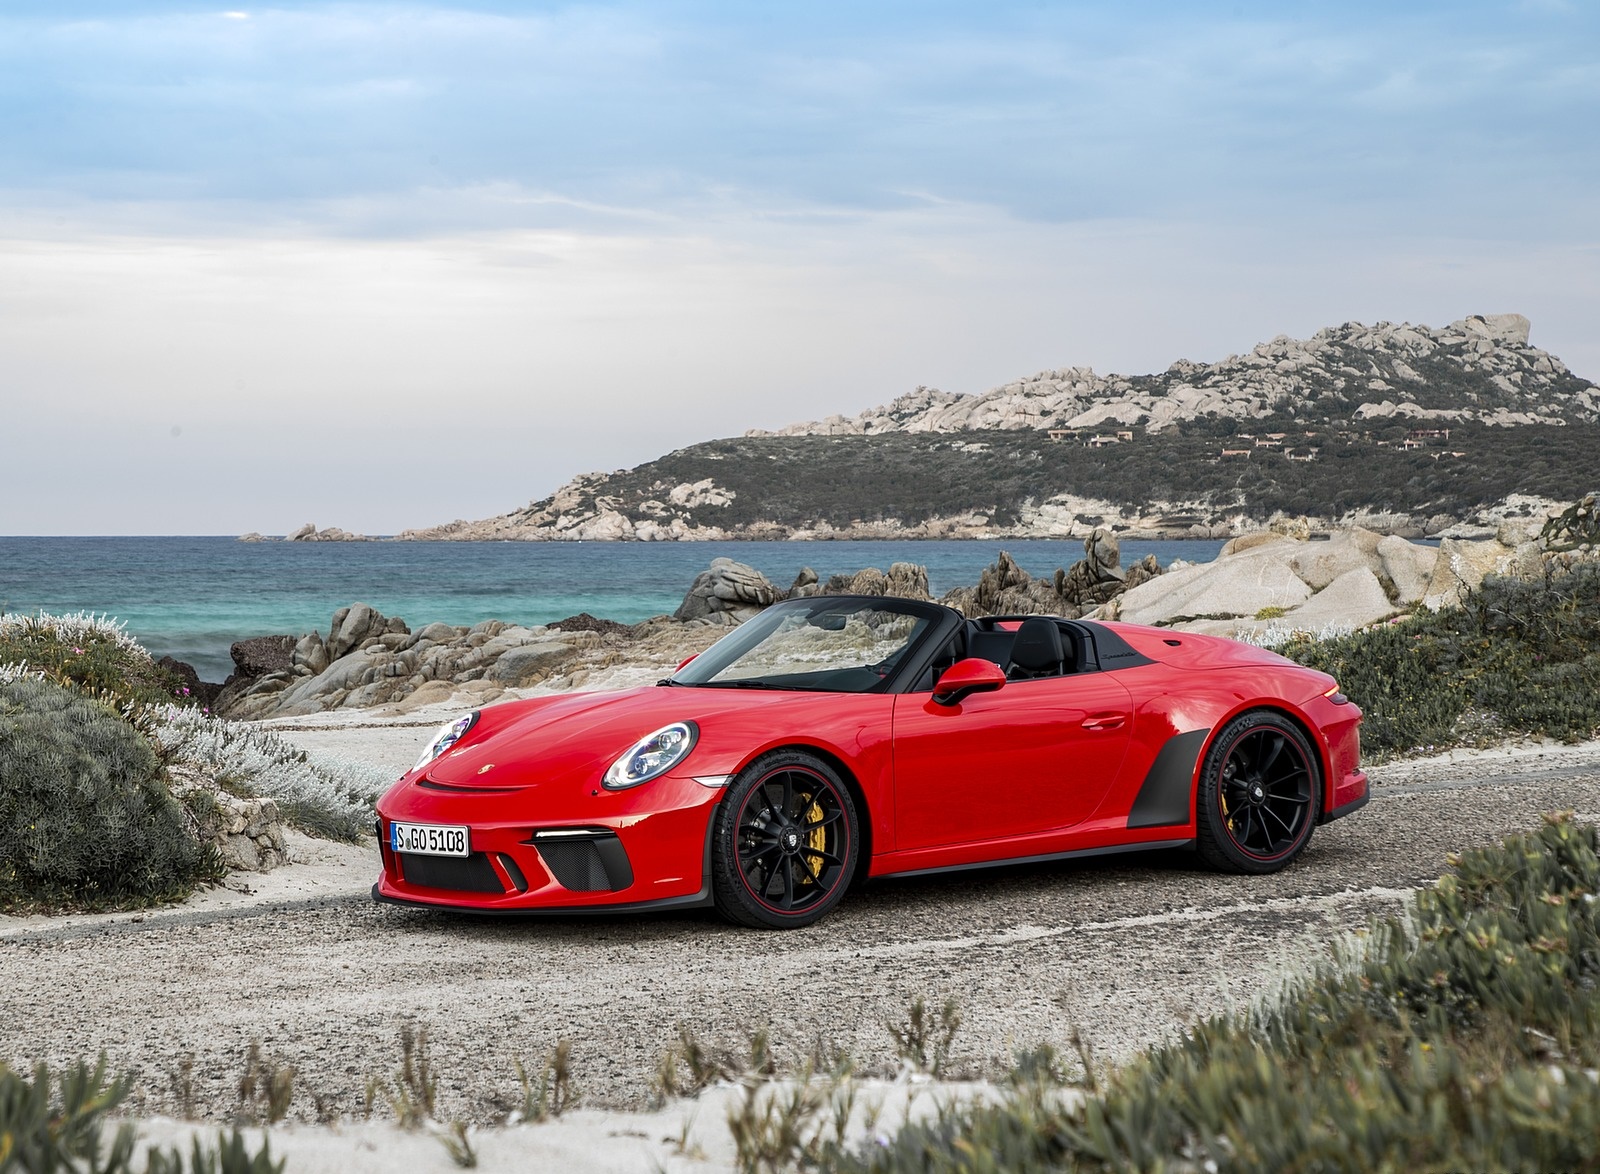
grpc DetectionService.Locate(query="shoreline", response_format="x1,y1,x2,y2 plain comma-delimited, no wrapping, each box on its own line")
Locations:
245,523,1487,543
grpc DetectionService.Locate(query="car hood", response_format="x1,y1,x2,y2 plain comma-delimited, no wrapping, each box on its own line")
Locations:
423,685,851,790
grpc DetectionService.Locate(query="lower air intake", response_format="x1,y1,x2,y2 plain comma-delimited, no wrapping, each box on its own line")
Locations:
535,834,634,892
400,852,504,894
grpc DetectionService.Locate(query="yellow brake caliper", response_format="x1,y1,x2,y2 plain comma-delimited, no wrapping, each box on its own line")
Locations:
801,798,825,884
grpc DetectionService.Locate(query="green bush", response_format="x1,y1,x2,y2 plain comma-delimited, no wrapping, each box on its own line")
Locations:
0,1057,282,1174
511,421,1600,533
0,677,217,911
144,1131,285,1174
1279,562,1600,756
0,611,191,714
0,1056,136,1173
832,813,1600,1173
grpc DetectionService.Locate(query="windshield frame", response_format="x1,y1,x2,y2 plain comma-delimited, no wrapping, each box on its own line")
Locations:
669,595,961,695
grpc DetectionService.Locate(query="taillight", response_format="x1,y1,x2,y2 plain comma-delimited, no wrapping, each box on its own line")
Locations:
1324,685,1349,705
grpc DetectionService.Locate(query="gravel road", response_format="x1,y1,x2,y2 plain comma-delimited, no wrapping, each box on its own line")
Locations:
4,740,1599,1126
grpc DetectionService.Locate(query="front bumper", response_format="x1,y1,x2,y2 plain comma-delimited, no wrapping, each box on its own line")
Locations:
374,774,721,912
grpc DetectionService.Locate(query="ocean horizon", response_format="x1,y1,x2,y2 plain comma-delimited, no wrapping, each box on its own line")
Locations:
2,536,1228,683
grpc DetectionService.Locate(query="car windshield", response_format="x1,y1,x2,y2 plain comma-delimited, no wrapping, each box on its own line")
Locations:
671,597,937,693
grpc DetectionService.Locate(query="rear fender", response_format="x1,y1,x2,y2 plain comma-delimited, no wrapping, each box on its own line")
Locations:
1195,695,1346,817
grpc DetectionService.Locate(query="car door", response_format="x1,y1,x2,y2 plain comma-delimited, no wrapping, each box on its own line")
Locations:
890,671,1135,850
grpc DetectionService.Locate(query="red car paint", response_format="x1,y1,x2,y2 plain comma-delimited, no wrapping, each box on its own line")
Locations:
374,602,1366,917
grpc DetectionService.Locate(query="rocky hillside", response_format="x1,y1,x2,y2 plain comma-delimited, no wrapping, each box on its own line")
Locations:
395,314,1597,543
751,313,1597,437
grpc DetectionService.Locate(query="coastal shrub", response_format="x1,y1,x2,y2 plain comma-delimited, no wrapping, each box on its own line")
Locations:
0,1056,280,1174
826,813,1600,1173
155,707,388,842
0,1055,137,1172
143,1131,285,1174
1278,562,1600,756
0,610,192,713
539,421,1600,533
0,678,215,911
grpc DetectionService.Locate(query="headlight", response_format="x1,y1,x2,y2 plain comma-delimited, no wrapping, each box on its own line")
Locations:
603,721,698,790
413,711,480,772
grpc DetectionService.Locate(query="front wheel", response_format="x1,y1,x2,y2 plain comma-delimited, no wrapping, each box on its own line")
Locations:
1195,711,1321,873
711,751,860,929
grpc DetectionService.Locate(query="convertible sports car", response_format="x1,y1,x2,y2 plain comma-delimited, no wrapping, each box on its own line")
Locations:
374,595,1367,928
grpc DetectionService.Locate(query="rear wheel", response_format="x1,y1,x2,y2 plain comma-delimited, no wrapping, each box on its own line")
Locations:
711,750,859,929
1195,710,1321,873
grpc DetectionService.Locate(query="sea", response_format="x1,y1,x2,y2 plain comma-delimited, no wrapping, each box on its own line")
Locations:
0,537,1227,684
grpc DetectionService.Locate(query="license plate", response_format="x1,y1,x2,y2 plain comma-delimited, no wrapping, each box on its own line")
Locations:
390,821,469,857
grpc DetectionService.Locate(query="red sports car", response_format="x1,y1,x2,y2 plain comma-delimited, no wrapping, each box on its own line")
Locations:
374,595,1367,928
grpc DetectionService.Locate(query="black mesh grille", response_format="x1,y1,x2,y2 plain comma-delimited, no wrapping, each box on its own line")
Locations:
400,852,504,894
536,835,634,892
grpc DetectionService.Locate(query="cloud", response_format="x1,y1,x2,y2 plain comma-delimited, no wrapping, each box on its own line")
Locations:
0,2,1595,534
1,198,1594,535
0,2,1593,233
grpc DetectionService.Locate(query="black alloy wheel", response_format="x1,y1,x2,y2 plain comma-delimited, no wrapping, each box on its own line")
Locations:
712,750,860,929
1195,710,1321,874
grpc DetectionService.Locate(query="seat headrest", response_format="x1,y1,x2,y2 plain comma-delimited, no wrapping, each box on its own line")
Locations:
1009,618,1065,671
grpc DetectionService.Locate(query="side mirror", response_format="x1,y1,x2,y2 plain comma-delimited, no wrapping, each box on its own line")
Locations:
932,658,1007,707
676,654,698,671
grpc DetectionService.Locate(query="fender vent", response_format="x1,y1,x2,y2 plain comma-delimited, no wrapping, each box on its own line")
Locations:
534,834,634,892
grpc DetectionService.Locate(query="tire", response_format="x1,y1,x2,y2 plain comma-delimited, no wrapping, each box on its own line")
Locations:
1195,710,1322,874
711,750,860,929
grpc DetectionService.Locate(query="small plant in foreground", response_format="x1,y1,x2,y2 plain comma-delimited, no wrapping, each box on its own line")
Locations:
884,995,961,1077
434,1119,477,1169
235,1041,294,1125
513,1039,576,1122
169,1054,197,1120
725,1050,868,1174
653,1025,742,1102
0,1055,135,1172
728,1068,828,1174
830,813,1600,1173
380,1024,439,1130
143,1129,285,1174
1006,1042,1068,1089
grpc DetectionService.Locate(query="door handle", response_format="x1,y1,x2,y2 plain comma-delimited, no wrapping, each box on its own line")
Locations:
1081,713,1127,731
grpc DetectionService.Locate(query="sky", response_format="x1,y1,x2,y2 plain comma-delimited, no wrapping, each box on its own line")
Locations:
0,1,1595,535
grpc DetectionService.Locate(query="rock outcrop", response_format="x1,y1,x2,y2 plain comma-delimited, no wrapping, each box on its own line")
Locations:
156,655,223,708
285,523,374,542
217,603,584,720
820,562,933,600
170,764,289,872
1541,493,1600,560
1096,513,1582,638
674,559,783,625
752,314,1590,438
212,635,299,714
936,530,1156,620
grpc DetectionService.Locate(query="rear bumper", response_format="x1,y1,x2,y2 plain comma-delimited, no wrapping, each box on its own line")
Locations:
1320,769,1369,824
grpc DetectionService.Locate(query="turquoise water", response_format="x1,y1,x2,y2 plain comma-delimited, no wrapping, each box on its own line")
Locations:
0,537,1225,683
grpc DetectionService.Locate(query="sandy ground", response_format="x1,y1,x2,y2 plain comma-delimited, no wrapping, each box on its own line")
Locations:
4,727,1599,1172
116,1078,1019,1173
